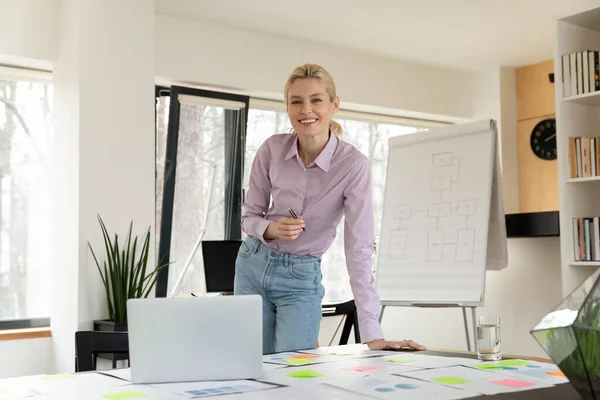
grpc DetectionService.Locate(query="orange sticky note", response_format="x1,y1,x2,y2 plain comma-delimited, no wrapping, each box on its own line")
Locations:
290,354,319,359
546,371,566,377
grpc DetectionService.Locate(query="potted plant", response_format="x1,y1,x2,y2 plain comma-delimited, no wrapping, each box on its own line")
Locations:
89,214,168,332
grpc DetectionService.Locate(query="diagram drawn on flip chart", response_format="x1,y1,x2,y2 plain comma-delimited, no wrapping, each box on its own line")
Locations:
375,120,506,306
389,151,479,263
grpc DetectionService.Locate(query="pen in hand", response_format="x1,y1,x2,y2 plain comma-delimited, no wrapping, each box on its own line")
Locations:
288,209,306,231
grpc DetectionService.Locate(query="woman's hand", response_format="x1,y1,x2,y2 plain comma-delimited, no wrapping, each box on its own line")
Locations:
367,339,426,351
264,217,305,240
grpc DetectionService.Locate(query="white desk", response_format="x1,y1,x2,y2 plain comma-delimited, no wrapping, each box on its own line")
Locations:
0,344,579,399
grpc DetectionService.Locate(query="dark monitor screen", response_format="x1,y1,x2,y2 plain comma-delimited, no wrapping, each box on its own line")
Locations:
201,240,242,293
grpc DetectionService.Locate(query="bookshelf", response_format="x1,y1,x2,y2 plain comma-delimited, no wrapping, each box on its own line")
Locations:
564,91,600,107
570,261,600,267
556,7,600,297
567,176,600,183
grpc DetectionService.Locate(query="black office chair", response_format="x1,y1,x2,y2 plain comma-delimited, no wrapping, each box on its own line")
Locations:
202,240,242,295
321,299,361,346
75,331,130,372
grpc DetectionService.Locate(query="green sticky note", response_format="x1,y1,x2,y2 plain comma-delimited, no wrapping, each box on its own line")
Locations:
387,358,415,364
286,358,314,365
42,374,75,380
104,391,147,400
432,376,471,385
286,369,324,378
475,363,504,370
498,360,531,367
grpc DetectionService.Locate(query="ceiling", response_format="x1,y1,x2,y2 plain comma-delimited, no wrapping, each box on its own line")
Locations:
156,0,599,71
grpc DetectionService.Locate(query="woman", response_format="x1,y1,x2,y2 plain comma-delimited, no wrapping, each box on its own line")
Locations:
234,63,425,354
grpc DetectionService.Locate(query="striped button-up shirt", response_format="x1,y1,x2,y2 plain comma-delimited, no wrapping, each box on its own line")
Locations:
241,132,384,343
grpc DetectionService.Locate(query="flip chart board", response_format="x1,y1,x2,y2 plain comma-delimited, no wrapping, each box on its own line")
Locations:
375,120,508,306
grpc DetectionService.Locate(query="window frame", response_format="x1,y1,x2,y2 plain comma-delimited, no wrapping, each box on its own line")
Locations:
154,85,249,298
0,65,53,331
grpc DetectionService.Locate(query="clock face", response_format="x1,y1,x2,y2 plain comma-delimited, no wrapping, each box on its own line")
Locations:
530,118,557,161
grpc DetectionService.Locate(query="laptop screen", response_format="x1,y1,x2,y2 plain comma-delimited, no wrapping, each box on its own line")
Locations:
201,240,242,293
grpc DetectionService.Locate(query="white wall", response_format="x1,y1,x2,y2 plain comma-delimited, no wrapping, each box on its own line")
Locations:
499,67,519,214
0,338,53,378
155,15,475,122
0,0,58,69
50,0,155,373
467,67,519,214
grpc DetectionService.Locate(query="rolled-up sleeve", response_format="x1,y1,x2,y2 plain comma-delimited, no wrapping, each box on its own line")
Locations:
343,156,384,343
241,142,275,245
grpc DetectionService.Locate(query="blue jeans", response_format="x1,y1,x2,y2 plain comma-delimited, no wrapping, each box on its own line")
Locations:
233,236,325,354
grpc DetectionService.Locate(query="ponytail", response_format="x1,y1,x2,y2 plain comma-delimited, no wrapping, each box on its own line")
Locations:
329,120,342,136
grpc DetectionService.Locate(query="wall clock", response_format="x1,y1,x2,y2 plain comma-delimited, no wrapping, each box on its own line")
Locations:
530,118,557,161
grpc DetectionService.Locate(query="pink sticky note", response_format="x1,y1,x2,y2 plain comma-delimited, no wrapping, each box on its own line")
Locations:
492,378,536,388
343,365,379,372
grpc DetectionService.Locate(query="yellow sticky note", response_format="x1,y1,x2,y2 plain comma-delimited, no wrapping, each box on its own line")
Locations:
432,376,471,385
42,374,76,380
104,391,147,400
0,388,10,395
286,358,315,365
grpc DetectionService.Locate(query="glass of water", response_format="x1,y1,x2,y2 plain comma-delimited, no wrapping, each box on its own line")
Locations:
477,316,502,361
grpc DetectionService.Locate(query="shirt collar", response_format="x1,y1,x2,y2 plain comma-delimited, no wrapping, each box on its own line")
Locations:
313,133,337,172
284,132,338,173
284,135,299,161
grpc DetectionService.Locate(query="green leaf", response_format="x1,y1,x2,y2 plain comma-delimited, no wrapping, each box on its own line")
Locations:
92,215,164,323
124,222,133,300
104,261,114,320
136,230,151,298
130,236,141,299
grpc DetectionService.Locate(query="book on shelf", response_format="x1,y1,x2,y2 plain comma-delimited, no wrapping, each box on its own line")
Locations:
561,50,600,97
569,136,600,178
572,217,600,262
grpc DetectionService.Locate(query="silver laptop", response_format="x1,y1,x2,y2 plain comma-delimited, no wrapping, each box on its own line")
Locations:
127,295,263,383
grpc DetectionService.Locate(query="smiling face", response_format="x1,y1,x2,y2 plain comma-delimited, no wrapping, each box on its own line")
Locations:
286,77,339,140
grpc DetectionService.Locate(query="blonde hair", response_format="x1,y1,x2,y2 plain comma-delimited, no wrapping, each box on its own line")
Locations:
284,63,342,136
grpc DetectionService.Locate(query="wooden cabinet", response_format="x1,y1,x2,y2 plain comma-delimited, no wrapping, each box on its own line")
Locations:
516,60,556,120
517,117,558,212
516,59,558,212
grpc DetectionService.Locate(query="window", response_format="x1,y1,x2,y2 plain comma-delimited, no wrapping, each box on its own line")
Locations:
154,86,248,297
245,100,445,302
0,67,53,329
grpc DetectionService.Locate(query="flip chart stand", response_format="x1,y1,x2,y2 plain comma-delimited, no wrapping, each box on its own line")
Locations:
378,301,478,352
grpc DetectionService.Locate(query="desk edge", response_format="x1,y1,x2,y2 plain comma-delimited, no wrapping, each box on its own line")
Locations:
429,347,553,363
